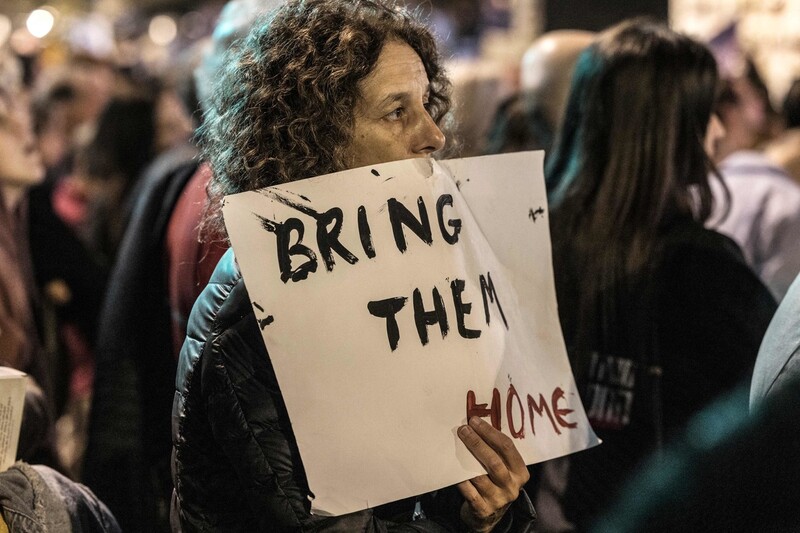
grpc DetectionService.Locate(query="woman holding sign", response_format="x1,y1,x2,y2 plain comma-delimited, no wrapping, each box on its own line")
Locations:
171,1,534,531
542,19,778,529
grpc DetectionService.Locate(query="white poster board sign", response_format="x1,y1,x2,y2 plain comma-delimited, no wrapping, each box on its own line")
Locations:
223,151,599,516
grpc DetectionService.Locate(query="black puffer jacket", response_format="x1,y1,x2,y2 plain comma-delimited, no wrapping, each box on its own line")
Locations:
171,249,536,532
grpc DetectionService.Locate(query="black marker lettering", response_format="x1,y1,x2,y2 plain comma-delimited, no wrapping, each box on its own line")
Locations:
357,205,376,259
368,297,408,351
388,196,433,253
480,272,508,329
316,207,358,271
450,279,481,339
436,194,461,245
412,287,449,345
269,216,317,283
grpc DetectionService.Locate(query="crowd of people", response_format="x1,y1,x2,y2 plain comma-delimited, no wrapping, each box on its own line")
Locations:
1,0,800,531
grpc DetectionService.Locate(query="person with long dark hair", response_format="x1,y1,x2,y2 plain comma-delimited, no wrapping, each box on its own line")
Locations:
539,19,777,530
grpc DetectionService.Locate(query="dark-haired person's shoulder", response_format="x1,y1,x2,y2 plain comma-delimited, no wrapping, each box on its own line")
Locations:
660,220,772,302
661,219,748,267
658,219,777,375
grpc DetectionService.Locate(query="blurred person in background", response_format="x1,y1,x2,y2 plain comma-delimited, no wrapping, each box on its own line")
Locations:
751,272,800,407
31,81,80,182
82,34,219,533
592,271,800,532
26,79,112,462
39,92,161,477
27,54,119,185
483,30,594,155
447,60,514,156
540,19,776,530
24,58,132,445
0,48,62,470
27,76,195,484
710,60,778,163
592,369,800,532
0,61,121,527
75,91,160,263
765,77,800,184
48,80,195,267
60,54,118,150
707,63,800,301
83,4,260,530
51,79,193,470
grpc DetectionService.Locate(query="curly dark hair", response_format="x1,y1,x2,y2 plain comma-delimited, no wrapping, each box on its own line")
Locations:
200,0,451,238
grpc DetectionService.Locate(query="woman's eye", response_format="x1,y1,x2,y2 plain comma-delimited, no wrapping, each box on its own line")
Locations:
387,107,404,120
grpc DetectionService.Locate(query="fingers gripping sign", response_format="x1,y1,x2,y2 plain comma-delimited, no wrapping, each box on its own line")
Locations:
457,417,530,532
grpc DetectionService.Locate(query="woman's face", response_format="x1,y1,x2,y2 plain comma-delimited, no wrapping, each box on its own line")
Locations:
0,95,44,193
345,40,445,169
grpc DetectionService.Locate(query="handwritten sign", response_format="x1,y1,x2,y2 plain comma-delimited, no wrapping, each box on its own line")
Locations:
223,151,599,516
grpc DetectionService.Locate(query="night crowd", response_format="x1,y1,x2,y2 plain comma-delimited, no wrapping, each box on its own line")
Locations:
1,0,800,531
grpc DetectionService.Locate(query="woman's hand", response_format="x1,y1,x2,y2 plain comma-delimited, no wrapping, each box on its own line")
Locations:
457,416,530,532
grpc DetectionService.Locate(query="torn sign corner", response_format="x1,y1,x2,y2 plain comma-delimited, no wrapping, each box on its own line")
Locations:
411,156,436,179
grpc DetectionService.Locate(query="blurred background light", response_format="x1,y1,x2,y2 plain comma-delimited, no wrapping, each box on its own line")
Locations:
68,13,115,57
148,14,177,46
27,7,56,39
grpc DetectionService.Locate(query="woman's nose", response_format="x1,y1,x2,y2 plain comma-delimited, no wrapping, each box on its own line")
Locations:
413,109,446,155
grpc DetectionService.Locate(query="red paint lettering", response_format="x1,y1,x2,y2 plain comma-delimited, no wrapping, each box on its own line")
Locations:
527,393,561,435
552,387,578,429
466,388,502,430
506,384,525,438
466,384,579,439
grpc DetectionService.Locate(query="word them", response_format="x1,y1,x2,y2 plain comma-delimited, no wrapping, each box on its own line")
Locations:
368,271,507,351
